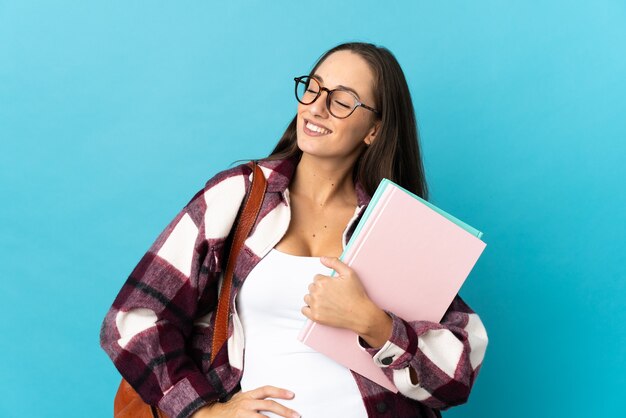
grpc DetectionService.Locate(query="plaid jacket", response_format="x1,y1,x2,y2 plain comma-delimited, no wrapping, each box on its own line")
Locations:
100,156,488,418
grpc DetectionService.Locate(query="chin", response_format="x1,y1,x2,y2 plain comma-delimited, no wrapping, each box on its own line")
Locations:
295,137,328,159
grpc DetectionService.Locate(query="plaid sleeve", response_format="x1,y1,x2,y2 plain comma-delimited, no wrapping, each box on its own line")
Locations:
363,296,488,410
100,166,248,418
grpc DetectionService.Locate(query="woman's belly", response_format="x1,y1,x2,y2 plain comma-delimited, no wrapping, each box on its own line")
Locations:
237,249,368,418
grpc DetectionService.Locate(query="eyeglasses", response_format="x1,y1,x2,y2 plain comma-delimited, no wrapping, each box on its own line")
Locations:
294,76,380,119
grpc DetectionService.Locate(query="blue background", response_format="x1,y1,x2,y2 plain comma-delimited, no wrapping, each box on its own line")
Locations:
1,1,625,417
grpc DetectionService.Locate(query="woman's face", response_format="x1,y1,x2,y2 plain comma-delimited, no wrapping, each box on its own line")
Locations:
296,50,379,163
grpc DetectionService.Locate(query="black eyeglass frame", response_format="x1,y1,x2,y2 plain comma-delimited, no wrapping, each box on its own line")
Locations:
294,76,381,119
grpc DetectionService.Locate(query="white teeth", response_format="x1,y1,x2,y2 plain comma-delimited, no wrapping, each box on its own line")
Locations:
306,121,331,134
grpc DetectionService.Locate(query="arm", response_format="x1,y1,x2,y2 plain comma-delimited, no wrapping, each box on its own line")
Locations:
361,296,488,410
100,167,248,418
303,256,488,410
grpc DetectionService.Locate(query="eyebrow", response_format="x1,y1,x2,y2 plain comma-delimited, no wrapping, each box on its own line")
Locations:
312,74,361,99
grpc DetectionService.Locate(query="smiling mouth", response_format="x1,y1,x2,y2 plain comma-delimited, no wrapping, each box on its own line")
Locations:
304,119,332,135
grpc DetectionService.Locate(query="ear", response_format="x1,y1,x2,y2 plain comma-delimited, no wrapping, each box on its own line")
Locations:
364,120,381,146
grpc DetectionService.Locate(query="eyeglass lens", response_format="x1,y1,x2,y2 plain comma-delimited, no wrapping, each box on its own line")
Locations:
296,77,358,118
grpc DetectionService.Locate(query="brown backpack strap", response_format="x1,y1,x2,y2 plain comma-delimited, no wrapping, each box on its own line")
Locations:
114,162,266,418
210,161,267,362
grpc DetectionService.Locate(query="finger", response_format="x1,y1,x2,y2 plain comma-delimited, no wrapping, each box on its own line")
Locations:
253,399,301,418
246,409,283,418
320,256,350,275
247,385,295,400
313,274,327,284
301,305,312,319
303,294,311,305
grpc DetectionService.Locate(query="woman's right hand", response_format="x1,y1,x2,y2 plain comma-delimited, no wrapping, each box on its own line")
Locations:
190,385,301,418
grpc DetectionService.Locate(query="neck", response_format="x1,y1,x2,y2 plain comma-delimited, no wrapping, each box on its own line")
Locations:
290,153,358,207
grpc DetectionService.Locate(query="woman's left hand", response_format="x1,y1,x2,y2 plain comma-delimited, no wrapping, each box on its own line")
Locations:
302,257,392,347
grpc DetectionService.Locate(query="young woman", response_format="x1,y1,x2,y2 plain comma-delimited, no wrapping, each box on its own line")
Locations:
101,42,488,418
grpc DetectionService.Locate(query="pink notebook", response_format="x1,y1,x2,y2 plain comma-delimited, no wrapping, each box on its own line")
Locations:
297,179,486,392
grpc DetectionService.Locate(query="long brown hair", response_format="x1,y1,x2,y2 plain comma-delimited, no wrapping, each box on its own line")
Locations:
266,42,428,200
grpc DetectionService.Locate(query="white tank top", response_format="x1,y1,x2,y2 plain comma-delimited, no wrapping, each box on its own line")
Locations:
236,248,368,418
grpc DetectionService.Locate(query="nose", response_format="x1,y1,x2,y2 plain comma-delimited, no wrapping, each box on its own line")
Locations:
307,88,330,118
